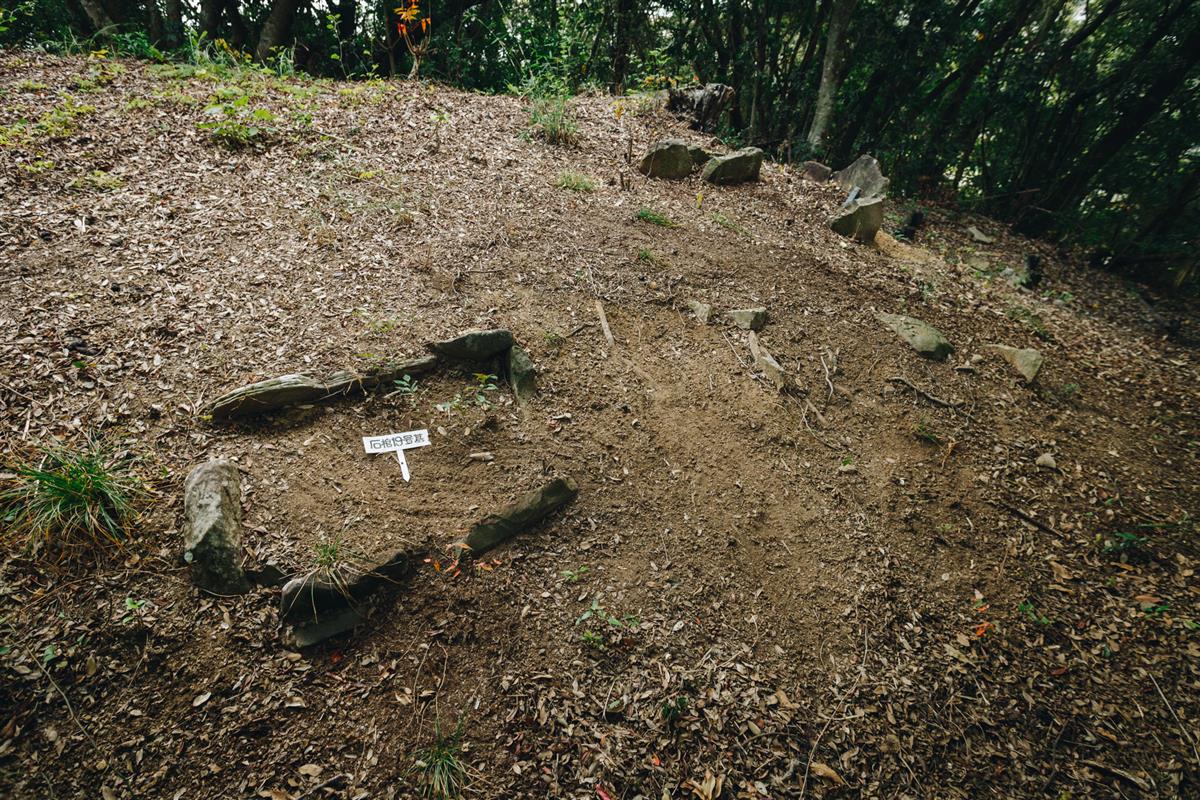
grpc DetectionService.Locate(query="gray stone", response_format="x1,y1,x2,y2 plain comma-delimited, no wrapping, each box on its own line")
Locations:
638,140,694,180
728,307,768,331
758,348,786,390
999,265,1032,288
967,225,996,244
507,343,536,403
687,145,712,166
702,147,764,185
832,154,889,198
830,197,884,243
182,460,250,594
877,313,954,360
986,344,1043,383
1036,453,1057,470
208,356,439,421
802,160,832,182
465,477,579,555
687,300,713,324
429,329,513,363
280,548,411,646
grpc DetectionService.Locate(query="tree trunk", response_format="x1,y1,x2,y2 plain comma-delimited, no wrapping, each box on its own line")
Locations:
805,0,856,149
162,0,184,48
610,0,635,94
199,0,222,40
255,0,304,63
77,0,117,34
336,0,356,41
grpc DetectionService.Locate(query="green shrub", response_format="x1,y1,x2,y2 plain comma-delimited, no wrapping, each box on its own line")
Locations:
530,95,577,145
635,208,675,227
555,170,594,191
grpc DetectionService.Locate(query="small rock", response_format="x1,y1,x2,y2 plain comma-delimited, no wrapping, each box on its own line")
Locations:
877,313,954,360
638,140,694,180
429,328,513,363
728,307,768,331
758,348,786,391
182,460,250,595
830,197,883,243
801,160,832,182
702,147,764,185
832,154,889,198
687,300,713,324
986,344,1043,383
1036,453,1057,470
465,477,579,555
507,343,536,404
967,225,996,244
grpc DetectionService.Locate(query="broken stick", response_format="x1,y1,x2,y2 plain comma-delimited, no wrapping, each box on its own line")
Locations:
594,300,615,348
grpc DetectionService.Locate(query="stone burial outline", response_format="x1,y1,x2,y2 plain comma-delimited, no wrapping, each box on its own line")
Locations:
183,328,577,646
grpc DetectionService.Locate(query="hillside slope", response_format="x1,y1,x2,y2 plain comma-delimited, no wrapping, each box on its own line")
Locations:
1,54,1198,799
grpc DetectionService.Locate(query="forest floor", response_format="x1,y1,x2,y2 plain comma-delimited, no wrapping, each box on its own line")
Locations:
1,53,1198,800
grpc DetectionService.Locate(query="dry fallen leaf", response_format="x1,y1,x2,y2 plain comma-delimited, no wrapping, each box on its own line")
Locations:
298,763,323,778
810,761,847,786
192,692,211,707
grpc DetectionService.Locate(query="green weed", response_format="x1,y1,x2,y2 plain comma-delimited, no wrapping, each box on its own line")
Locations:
561,566,589,583
68,169,123,191
409,719,469,799
529,95,578,146
555,170,594,191
635,209,675,227
711,212,747,235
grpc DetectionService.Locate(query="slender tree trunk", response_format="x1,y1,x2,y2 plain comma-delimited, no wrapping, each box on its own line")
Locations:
162,0,184,48
77,0,117,34
337,0,356,41
199,0,221,39
256,0,304,63
611,0,635,93
805,0,856,149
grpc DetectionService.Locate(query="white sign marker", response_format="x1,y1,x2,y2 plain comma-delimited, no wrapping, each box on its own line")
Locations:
362,429,431,482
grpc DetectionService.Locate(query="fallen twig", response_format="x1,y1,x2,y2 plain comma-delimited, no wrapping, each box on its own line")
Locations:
992,500,1064,538
886,376,974,420
1148,672,1200,767
594,300,615,349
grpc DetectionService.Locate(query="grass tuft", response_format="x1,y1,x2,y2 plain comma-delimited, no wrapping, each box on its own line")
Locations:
1,438,145,558
409,719,469,799
555,170,594,191
529,95,578,146
635,208,675,227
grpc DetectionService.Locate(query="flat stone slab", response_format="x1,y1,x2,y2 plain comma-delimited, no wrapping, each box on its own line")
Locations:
638,140,694,179
183,459,250,594
728,307,768,331
877,313,954,360
687,300,713,324
702,147,763,185
967,225,996,244
280,548,411,646
986,344,1043,383
464,477,578,555
802,160,832,182
208,356,438,421
429,329,514,363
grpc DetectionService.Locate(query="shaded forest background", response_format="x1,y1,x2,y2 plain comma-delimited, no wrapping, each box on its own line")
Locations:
3,0,1198,292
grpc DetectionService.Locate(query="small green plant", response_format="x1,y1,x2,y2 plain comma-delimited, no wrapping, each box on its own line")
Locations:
1058,382,1080,399
529,94,578,145
0,438,145,558
561,566,589,584
18,159,55,174
661,695,689,724
308,533,366,599
637,248,661,265
555,170,594,191
580,629,605,649
635,209,675,227
1006,304,1050,340
711,212,747,235
409,718,469,800
469,373,498,408
840,456,854,467
914,416,941,445
198,92,276,148
388,374,421,406
121,597,147,624
1018,601,1051,625
69,169,123,191
1102,530,1148,555
543,330,565,350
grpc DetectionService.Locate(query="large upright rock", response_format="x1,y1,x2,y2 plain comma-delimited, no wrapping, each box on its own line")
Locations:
802,160,832,182
833,155,889,198
182,460,250,594
638,140,694,179
666,83,734,131
429,329,513,363
465,477,579,555
877,313,954,360
830,197,884,243
702,148,764,185
507,343,536,403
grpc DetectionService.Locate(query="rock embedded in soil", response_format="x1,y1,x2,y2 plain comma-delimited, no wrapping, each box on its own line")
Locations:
967,225,996,244
728,307,768,331
465,477,579,555
687,300,713,324
507,343,536,403
702,147,764,185
638,140,694,179
182,459,250,595
1036,453,1057,470
986,344,1043,383
830,197,884,243
280,549,411,647
429,328,514,364
208,355,438,421
877,313,954,360
832,154,889,198
802,160,832,182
